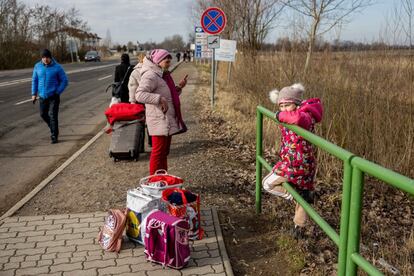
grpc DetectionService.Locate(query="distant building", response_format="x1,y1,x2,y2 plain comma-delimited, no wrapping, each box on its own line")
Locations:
80,32,102,49
46,27,101,52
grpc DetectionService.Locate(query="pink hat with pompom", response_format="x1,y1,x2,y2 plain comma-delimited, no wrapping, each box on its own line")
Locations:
269,83,305,105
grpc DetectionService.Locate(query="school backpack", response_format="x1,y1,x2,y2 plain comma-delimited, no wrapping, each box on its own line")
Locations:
144,210,190,269
97,209,127,253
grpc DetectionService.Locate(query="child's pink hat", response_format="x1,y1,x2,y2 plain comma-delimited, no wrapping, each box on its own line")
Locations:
269,83,305,105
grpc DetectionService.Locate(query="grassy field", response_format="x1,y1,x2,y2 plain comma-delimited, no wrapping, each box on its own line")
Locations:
216,49,413,179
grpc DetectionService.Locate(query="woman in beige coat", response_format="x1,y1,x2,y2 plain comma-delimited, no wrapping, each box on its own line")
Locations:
135,49,188,174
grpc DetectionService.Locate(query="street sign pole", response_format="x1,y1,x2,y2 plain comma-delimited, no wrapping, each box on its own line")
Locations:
227,61,231,85
211,48,215,107
201,7,226,108
207,35,220,108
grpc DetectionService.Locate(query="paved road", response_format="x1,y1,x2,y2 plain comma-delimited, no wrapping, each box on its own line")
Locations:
0,60,123,216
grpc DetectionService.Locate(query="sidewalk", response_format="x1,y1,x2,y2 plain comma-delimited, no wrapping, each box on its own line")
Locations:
0,62,234,275
0,208,232,276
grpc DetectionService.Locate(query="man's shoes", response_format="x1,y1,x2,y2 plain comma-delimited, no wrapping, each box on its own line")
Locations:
51,136,58,144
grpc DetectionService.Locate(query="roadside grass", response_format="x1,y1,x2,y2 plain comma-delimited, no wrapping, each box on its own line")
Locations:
276,235,306,273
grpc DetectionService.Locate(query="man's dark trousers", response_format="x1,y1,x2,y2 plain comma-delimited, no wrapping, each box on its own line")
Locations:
39,94,60,140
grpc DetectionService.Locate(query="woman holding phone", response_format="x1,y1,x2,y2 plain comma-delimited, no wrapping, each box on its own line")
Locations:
136,49,188,174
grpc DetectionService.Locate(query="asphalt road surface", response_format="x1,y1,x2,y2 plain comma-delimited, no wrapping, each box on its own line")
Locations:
0,59,135,216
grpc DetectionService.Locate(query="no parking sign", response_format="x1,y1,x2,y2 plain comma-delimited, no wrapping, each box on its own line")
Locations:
201,7,226,35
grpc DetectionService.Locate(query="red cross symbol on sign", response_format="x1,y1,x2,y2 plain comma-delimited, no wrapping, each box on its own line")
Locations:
201,7,226,35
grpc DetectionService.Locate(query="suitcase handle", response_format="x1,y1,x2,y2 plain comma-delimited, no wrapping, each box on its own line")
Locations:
155,169,168,175
141,180,168,189
139,171,183,186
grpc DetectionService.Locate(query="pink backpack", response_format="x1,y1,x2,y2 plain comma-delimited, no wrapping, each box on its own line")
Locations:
98,209,127,253
144,210,190,269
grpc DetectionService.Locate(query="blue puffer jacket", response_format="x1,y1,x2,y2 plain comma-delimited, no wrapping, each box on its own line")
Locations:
31,59,68,99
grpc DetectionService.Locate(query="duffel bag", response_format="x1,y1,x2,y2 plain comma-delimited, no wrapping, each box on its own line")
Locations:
104,103,145,125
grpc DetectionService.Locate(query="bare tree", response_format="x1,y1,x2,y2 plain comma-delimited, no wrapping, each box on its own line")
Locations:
0,0,32,68
0,0,91,69
401,0,412,48
287,0,374,74
237,0,288,50
159,34,186,51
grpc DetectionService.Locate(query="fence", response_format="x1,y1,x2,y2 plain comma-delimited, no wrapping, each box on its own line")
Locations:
255,105,414,276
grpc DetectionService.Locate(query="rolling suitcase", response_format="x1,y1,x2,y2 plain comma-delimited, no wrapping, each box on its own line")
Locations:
109,120,144,161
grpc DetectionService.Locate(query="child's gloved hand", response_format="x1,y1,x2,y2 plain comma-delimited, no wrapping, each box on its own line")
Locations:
275,111,280,121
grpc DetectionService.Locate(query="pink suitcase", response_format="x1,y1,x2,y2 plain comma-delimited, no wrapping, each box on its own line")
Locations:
144,210,190,269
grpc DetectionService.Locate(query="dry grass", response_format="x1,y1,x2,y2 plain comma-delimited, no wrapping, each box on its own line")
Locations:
196,48,413,274
213,50,413,179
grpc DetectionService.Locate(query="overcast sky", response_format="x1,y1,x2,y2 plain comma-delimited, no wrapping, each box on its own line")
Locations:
21,0,400,45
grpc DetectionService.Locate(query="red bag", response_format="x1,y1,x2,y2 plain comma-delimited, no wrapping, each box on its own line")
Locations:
162,188,204,240
104,103,145,125
139,170,184,197
147,169,184,186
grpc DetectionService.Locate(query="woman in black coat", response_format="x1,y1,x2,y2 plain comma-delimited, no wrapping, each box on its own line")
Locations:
114,53,132,103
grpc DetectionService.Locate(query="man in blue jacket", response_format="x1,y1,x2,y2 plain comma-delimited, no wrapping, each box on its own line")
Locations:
32,49,68,144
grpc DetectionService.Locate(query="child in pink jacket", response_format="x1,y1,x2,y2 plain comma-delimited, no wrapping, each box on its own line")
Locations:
262,83,323,238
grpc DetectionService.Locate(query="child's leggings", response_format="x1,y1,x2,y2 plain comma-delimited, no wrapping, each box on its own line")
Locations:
262,171,308,227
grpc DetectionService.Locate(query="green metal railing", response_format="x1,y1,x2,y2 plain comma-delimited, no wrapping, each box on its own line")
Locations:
255,105,414,276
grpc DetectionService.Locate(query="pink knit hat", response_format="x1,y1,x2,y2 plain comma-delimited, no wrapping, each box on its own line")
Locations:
150,49,172,64
269,83,305,105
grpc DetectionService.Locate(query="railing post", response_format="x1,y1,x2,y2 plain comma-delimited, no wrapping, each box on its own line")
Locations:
346,166,365,276
256,109,263,214
338,159,353,276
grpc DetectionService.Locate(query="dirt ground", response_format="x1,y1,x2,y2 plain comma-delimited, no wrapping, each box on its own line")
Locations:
16,62,413,275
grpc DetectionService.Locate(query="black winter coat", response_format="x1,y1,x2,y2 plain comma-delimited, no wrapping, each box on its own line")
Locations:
114,63,132,103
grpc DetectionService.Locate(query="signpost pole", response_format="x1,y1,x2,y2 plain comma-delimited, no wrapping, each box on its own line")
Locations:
227,61,231,85
211,48,215,108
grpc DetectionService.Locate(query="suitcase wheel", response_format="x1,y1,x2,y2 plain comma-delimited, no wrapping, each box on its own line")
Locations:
129,150,139,162
129,150,139,161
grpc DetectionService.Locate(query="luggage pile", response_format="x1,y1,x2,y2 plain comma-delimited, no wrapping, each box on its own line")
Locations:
104,103,146,161
98,170,204,270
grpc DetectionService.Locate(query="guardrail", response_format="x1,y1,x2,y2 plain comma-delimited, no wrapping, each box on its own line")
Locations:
255,105,414,276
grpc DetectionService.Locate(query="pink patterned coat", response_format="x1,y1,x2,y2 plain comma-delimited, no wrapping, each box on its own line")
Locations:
273,98,323,190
